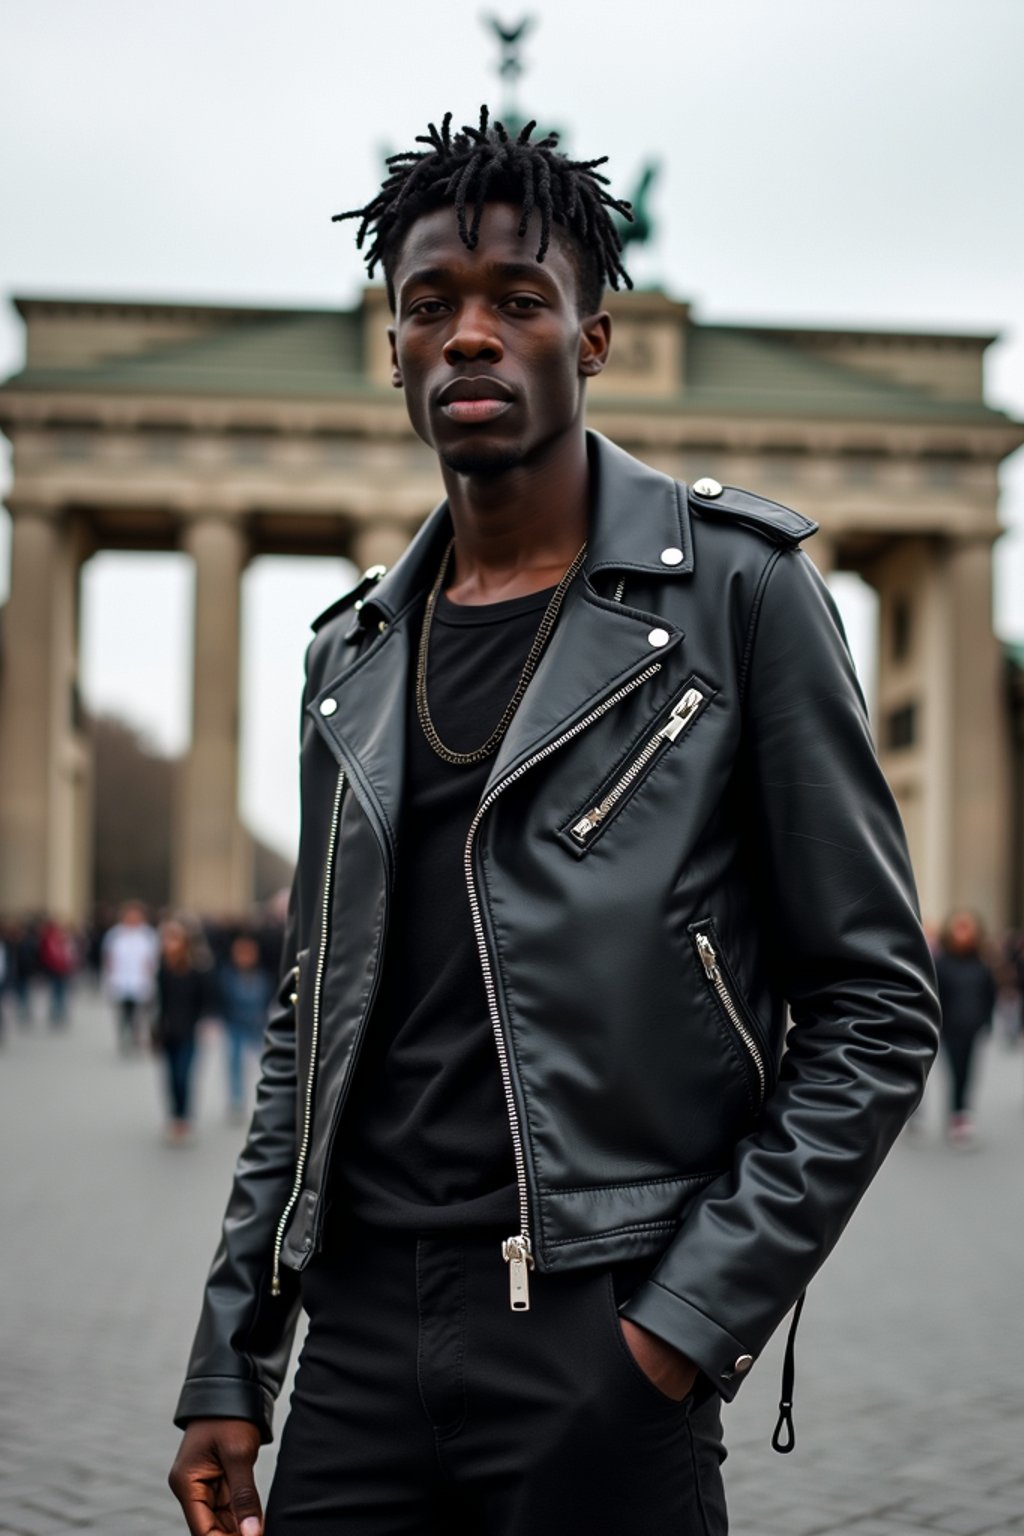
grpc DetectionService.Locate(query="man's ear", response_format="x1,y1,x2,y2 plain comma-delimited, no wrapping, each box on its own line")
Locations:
387,325,402,389
578,311,612,378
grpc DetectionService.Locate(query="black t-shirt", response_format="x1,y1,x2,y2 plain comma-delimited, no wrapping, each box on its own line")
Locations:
328,579,559,1232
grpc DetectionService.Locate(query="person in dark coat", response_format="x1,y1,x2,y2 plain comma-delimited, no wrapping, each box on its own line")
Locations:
935,909,997,1145
153,920,214,1145
215,932,274,1123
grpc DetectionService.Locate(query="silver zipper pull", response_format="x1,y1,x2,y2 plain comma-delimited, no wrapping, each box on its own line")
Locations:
696,930,720,979
502,1234,534,1310
571,807,604,841
656,688,704,742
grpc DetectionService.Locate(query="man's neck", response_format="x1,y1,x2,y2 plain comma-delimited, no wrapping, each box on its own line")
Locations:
439,431,590,606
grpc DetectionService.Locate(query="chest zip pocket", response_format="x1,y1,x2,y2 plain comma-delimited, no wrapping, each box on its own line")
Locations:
559,676,713,855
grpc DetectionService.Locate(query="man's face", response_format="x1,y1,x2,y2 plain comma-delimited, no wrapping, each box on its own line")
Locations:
387,202,610,476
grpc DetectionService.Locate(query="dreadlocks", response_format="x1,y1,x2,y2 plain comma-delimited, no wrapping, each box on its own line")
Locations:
333,105,634,314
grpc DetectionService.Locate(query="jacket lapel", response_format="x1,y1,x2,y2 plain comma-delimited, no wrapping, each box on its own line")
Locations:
479,577,684,792
305,494,454,864
307,617,413,875
306,431,695,839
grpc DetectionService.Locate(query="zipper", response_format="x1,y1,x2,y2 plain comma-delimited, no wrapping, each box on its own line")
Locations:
271,766,346,1296
694,930,766,1103
463,660,664,1311
570,686,705,844
309,827,393,1258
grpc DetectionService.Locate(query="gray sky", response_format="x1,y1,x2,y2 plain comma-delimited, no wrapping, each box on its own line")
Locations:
2,0,1023,861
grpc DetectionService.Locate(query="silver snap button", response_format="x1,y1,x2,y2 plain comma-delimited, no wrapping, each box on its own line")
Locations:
647,627,670,648
319,698,338,716
363,563,387,581
693,477,723,499
734,1354,754,1373
660,547,684,566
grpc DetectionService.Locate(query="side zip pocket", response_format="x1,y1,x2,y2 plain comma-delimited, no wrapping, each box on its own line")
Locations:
690,920,767,1108
561,676,712,854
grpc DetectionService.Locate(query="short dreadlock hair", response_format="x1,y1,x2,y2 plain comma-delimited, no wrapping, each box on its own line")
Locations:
333,105,634,315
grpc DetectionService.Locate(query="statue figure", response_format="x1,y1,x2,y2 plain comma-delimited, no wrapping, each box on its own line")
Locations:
483,17,658,256
615,161,659,252
484,15,534,138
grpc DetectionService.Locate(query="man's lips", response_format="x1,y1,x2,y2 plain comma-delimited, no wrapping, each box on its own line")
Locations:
436,375,516,424
441,398,513,423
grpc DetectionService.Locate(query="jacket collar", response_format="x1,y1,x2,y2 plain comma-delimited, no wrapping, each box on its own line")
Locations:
582,429,693,580
353,429,692,634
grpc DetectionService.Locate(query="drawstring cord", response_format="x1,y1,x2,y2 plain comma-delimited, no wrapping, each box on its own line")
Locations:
771,1290,806,1454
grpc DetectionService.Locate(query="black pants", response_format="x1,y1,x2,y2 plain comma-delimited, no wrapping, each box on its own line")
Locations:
940,1026,983,1115
161,1038,196,1120
117,996,142,1049
266,1209,728,1535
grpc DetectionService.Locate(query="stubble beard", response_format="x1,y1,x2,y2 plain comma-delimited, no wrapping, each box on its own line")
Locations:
438,441,525,478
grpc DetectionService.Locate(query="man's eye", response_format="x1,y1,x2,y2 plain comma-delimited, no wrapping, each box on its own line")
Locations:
411,299,447,316
506,295,542,311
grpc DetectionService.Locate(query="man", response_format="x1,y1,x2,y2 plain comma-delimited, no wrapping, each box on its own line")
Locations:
169,108,940,1534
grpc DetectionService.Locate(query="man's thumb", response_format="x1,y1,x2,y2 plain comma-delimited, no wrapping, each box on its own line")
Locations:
222,1453,263,1536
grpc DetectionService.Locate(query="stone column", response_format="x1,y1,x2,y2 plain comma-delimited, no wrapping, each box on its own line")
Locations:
861,537,951,932
0,507,85,918
864,531,1013,935
944,535,1011,932
173,515,251,915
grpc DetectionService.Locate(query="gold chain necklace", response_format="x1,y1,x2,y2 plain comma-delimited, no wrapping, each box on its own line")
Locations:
415,535,588,765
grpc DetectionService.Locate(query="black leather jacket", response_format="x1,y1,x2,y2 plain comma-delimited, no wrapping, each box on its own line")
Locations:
174,431,939,1440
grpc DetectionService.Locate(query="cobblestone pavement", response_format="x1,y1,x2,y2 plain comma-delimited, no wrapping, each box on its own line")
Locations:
1,980,1022,1535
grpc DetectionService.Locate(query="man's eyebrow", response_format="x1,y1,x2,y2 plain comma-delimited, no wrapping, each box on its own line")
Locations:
399,259,555,292
400,266,450,291
490,260,553,284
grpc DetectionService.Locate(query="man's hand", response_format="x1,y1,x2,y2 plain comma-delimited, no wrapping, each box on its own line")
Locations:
168,1419,263,1536
619,1317,699,1402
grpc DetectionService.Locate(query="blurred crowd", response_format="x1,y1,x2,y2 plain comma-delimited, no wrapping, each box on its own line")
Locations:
2,898,1021,1150
0,894,288,1144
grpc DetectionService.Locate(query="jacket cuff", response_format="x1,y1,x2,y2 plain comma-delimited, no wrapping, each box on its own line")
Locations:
616,1279,755,1403
174,1375,276,1444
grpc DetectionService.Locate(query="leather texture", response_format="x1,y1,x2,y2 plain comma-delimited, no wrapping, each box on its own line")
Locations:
174,431,939,1441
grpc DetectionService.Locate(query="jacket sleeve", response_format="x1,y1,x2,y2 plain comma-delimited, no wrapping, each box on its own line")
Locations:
173,687,309,1442
617,545,941,1400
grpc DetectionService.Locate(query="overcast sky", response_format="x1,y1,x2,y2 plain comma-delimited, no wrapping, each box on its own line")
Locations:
2,0,1023,862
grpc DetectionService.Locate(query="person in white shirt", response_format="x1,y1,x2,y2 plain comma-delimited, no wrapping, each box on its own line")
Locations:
101,901,160,1052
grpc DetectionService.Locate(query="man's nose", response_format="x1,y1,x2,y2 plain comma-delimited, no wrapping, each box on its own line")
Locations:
442,304,503,365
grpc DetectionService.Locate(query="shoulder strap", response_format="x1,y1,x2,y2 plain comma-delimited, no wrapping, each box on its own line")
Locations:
688,478,819,548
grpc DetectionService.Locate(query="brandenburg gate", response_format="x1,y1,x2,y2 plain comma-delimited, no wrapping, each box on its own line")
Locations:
0,289,1021,927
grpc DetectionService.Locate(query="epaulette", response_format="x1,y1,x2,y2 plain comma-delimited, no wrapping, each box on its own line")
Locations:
309,563,388,634
687,477,818,548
